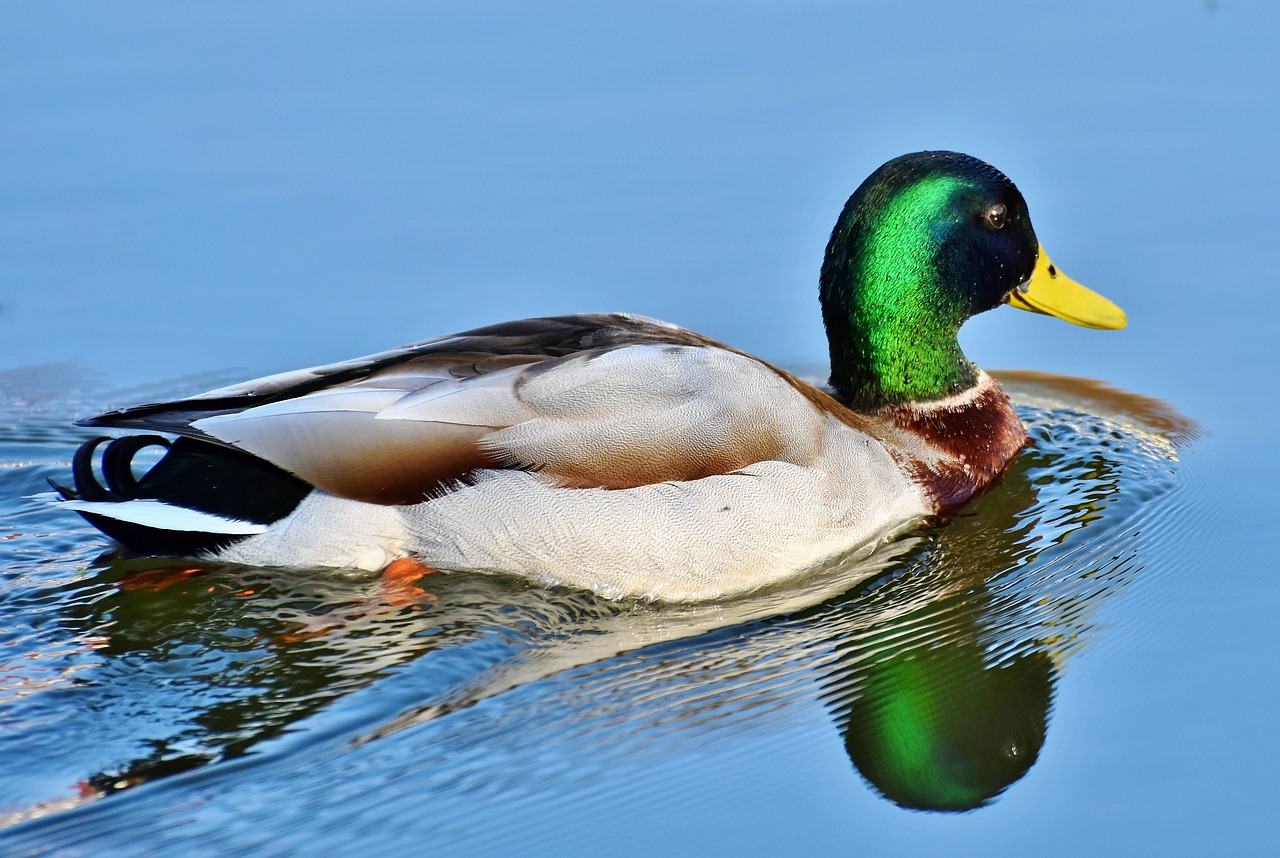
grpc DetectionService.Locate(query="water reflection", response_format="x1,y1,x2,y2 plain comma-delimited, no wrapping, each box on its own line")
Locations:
0,373,1192,837
824,452,1065,812
813,372,1194,810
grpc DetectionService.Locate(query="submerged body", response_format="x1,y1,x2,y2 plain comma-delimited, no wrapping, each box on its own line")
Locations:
59,152,1125,601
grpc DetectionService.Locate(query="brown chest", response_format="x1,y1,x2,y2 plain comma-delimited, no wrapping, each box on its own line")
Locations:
877,379,1029,511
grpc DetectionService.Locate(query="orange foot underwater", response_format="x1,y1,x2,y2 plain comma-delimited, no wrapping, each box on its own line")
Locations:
117,566,207,592
274,558,438,644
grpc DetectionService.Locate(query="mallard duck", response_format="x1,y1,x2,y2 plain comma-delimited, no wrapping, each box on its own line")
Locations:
57,151,1125,601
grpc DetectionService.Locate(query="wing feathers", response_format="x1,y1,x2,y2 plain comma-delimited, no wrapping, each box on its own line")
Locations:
484,345,823,488
375,365,531,427
79,314,838,503
195,407,498,504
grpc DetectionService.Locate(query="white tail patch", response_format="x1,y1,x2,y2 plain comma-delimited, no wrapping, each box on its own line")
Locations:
58,499,269,535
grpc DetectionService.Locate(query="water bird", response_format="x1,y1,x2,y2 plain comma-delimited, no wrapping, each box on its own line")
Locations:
57,151,1126,601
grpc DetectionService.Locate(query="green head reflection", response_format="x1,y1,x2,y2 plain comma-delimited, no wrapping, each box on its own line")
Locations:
826,441,1066,813
844,635,1054,811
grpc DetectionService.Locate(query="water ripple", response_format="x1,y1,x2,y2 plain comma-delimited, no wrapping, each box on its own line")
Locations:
0,367,1197,852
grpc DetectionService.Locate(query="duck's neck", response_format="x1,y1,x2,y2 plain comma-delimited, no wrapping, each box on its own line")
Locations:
820,173,979,411
823,298,978,411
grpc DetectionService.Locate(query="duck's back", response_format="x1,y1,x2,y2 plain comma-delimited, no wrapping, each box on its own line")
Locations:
77,313,869,503
61,313,932,597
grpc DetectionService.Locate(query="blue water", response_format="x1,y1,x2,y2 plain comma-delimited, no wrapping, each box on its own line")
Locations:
3,1,1278,855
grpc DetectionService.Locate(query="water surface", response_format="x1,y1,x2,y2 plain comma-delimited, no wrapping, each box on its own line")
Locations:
0,370,1198,854
3,1,1278,855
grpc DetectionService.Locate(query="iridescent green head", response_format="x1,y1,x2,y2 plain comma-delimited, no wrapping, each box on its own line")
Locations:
820,151,1125,410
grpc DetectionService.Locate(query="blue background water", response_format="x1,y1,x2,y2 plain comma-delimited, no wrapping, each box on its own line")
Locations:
2,1,1278,855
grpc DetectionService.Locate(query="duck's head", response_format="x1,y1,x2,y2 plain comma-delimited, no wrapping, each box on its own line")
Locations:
820,151,1125,410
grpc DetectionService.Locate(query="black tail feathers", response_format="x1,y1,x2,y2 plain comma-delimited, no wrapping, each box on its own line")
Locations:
59,435,312,557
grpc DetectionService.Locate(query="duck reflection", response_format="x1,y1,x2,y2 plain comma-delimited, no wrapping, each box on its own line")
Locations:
12,373,1193,822
843,641,1054,812
818,371,1196,811
825,452,1061,812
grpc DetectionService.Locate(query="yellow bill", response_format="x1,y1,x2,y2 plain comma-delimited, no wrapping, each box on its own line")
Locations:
1006,249,1127,330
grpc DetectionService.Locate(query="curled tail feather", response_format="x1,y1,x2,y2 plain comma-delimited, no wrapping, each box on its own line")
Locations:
56,435,313,557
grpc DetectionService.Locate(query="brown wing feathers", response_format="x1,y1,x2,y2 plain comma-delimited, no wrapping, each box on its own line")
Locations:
73,316,749,502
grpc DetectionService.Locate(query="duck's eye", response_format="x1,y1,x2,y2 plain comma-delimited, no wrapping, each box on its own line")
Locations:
986,204,1007,229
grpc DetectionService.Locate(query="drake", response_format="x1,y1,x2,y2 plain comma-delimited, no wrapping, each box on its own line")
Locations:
57,151,1126,601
